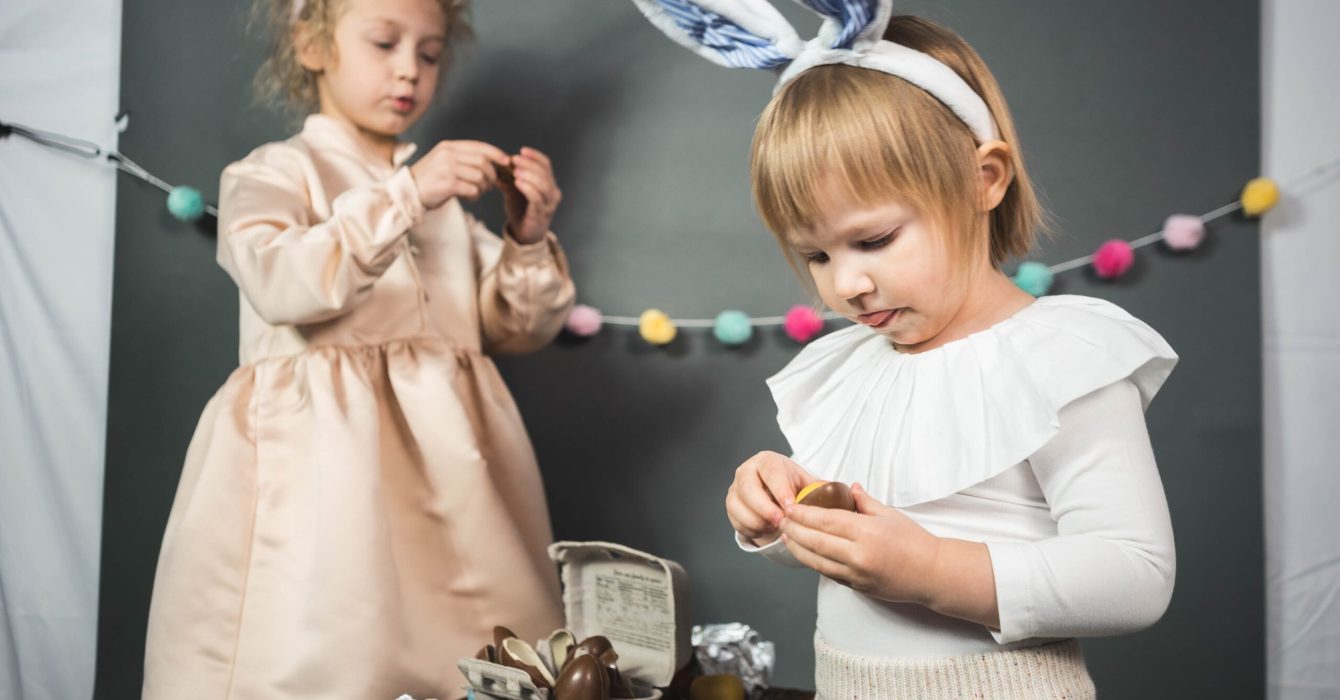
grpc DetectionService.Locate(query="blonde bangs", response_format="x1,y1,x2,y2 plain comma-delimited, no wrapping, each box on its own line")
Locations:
750,16,1048,270
751,65,981,264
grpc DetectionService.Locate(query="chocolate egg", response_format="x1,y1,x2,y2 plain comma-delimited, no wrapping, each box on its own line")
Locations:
544,628,576,676
688,674,745,700
493,625,517,650
796,481,856,510
499,637,556,690
571,635,633,698
573,635,616,664
552,652,610,700
606,664,635,699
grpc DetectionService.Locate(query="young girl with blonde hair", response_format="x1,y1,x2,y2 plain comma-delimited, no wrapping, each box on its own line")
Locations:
633,1,1178,697
143,0,575,696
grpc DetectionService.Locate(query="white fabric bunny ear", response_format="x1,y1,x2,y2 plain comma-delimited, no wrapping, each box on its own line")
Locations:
630,0,806,69
793,0,893,50
629,0,998,143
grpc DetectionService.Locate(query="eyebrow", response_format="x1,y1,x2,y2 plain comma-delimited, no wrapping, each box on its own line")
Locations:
822,215,900,243
837,218,893,238
786,219,898,252
361,18,446,42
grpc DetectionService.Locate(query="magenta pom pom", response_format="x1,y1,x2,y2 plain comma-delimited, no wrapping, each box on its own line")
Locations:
1162,214,1205,251
565,304,603,337
1092,240,1135,279
784,305,825,343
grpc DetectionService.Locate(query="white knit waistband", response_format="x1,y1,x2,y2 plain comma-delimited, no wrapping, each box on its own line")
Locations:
814,632,1096,699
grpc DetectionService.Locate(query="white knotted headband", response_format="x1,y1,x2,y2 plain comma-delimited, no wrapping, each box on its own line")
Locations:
630,0,999,143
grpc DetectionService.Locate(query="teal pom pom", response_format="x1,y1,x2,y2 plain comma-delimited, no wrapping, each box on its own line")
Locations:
1012,261,1053,296
713,310,753,346
167,186,205,222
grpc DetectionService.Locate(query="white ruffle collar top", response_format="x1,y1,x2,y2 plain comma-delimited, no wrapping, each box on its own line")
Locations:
767,295,1178,507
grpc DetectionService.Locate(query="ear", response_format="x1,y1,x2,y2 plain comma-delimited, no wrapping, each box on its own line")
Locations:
793,0,892,50
629,0,805,69
976,140,1013,211
293,23,327,73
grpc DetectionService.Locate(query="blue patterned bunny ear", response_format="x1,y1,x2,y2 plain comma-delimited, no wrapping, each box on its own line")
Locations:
630,0,806,70
632,0,999,142
794,0,893,49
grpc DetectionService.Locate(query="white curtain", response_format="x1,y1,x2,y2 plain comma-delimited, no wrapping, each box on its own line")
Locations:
1263,1,1340,698
0,1,121,698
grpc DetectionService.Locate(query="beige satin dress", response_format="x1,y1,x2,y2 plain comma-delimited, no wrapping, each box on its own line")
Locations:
143,114,573,699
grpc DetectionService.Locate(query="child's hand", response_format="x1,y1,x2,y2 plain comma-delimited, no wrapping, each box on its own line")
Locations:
410,140,510,210
780,483,941,603
500,147,562,245
726,451,819,547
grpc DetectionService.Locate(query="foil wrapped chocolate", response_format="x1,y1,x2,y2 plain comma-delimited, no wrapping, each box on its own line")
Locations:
690,624,775,699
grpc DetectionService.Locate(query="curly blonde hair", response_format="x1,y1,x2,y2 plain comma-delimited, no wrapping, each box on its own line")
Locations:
251,0,473,115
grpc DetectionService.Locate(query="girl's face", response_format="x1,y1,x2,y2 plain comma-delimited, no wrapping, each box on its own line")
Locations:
789,182,977,350
303,0,447,146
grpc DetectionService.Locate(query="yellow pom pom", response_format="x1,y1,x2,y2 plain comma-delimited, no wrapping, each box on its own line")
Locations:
639,309,677,345
1240,177,1280,217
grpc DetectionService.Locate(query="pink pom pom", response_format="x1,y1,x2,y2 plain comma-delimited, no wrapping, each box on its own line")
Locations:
1092,240,1134,279
784,305,825,343
1162,214,1205,251
565,304,603,337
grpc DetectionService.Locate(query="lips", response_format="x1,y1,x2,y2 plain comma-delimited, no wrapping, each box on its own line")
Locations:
391,96,415,113
857,308,900,328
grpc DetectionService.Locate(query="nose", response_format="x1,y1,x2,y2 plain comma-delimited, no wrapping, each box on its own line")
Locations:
831,258,876,305
395,46,419,84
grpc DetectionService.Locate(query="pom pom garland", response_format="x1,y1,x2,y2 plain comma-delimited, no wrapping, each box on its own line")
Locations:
564,304,603,337
639,309,677,345
713,310,753,346
1012,261,1054,296
167,186,205,222
1092,240,1135,279
1162,214,1206,251
1240,177,1280,217
7,119,1334,353
784,305,825,343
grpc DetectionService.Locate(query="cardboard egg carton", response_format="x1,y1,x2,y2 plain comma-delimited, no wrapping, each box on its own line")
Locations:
459,541,691,700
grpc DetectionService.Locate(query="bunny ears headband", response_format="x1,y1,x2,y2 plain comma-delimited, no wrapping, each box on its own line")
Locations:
629,0,999,143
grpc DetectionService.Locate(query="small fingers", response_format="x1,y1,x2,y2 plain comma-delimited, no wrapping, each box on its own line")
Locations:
452,163,496,192
726,489,772,541
736,460,786,528
757,455,799,509
451,140,510,166
781,512,855,562
462,182,485,200
517,147,552,170
785,503,861,540
512,170,556,209
784,536,857,584
512,179,546,212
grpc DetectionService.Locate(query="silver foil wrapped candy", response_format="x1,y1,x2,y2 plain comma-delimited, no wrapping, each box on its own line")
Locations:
690,623,775,699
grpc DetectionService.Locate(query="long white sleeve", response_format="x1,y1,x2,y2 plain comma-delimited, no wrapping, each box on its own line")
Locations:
986,379,1176,644
735,531,804,568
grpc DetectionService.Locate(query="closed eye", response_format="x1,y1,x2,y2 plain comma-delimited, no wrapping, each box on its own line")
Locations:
859,231,897,251
803,251,829,264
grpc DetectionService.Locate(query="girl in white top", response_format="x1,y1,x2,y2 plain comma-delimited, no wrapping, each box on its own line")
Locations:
627,1,1177,697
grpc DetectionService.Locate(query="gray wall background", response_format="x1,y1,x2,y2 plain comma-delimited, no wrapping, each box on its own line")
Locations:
97,1,1262,697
